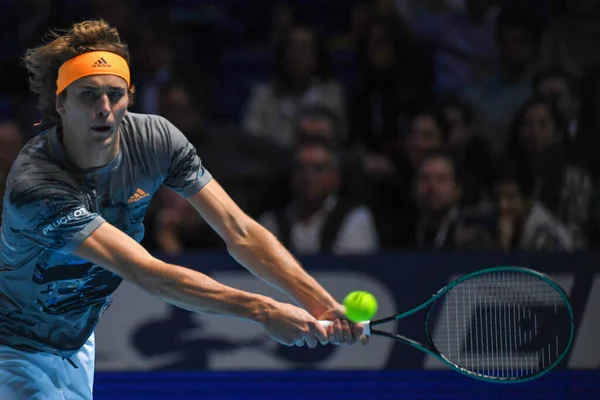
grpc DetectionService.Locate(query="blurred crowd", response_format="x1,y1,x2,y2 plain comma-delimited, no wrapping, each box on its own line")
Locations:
1,0,600,255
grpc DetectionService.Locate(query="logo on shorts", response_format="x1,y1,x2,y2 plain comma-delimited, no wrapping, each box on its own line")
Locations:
42,207,89,235
92,58,110,68
128,188,150,203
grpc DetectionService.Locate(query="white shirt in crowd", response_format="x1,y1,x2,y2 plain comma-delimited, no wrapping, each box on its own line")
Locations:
259,196,379,255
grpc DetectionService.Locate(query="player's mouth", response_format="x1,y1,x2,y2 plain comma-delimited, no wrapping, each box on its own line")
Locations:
90,125,112,133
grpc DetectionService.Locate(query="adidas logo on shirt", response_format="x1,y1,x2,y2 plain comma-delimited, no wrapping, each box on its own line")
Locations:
128,188,149,203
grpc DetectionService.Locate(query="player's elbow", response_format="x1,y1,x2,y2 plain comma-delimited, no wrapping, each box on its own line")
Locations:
222,213,254,247
223,215,272,255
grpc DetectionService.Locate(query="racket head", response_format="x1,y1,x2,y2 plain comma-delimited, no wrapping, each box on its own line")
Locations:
424,266,574,383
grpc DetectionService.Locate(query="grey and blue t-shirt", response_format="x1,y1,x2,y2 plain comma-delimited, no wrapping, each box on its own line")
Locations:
0,112,212,357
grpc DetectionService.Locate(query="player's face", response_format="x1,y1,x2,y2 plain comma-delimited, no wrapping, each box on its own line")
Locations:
58,75,129,147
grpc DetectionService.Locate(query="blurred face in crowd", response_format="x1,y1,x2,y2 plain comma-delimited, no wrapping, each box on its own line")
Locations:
0,121,23,172
406,113,445,167
416,157,461,213
286,27,317,80
297,115,335,143
536,76,578,122
498,25,532,73
495,181,527,221
519,104,560,154
160,85,201,134
292,144,339,205
367,24,396,71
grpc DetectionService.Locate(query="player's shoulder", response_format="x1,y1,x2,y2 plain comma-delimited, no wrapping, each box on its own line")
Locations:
120,112,180,144
9,128,62,180
6,128,79,207
121,112,173,133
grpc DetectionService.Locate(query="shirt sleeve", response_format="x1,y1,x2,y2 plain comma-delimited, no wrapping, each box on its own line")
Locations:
4,183,105,255
154,116,213,197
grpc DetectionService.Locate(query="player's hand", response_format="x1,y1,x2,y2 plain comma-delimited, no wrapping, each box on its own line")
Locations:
318,304,369,346
263,302,329,348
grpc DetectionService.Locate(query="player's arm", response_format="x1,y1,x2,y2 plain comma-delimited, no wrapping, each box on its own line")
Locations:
73,223,272,321
186,179,339,318
72,222,328,347
153,115,361,343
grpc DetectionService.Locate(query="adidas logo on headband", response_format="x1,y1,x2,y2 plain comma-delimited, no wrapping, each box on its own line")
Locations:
92,58,111,68
56,51,130,95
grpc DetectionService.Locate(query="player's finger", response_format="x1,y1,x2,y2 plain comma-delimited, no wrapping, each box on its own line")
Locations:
352,323,364,340
294,338,305,347
341,320,356,345
278,336,295,346
309,320,329,346
332,319,343,345
304,335,318,349
359,334,370,345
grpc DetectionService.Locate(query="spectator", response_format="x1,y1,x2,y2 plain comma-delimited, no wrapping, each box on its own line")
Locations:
259,138,379,255
360,108,450,248
506,97,594,248
455,161,574,251
410,151,463,249
243,25,347,148
293,105,343,145
460,6,541,154
437,96,496,205
533,67,581,143
348,16,434,153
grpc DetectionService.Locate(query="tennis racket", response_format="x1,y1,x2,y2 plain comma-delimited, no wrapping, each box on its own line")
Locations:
319,267,574,383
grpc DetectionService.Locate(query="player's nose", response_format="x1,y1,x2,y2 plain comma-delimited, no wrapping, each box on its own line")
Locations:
96,94,111,117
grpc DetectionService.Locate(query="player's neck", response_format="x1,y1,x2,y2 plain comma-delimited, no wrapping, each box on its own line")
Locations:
61,128,121,171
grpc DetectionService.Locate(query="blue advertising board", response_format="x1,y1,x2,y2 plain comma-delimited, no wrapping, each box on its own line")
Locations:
95,251,599,372
93,251,599,399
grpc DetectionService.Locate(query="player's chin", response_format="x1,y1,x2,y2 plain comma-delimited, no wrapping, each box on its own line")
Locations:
89,126,116,139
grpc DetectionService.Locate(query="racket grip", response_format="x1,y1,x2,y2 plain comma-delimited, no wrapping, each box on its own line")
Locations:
318,320,371,336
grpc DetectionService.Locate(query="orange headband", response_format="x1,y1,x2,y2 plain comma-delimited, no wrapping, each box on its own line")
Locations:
56,51,131,95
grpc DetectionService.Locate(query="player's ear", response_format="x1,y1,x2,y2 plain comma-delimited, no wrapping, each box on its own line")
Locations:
55,93,66,115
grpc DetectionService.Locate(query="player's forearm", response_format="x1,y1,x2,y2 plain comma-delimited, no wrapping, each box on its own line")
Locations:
137,260,275,324
226,219,337,317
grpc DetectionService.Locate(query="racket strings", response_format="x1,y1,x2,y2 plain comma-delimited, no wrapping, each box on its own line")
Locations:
428,270,571,380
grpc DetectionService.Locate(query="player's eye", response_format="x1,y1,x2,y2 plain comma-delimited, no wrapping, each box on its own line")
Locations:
108,91,124,100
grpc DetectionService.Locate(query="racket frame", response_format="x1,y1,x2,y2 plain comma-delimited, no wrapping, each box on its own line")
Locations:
366,266,575,383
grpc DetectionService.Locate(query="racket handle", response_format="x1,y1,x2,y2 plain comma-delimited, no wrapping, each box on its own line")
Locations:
318,320,371,336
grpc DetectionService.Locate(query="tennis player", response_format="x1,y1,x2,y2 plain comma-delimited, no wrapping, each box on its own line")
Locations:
0,19,365,399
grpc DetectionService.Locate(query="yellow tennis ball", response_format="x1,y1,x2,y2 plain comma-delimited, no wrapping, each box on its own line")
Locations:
343,291,378,322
